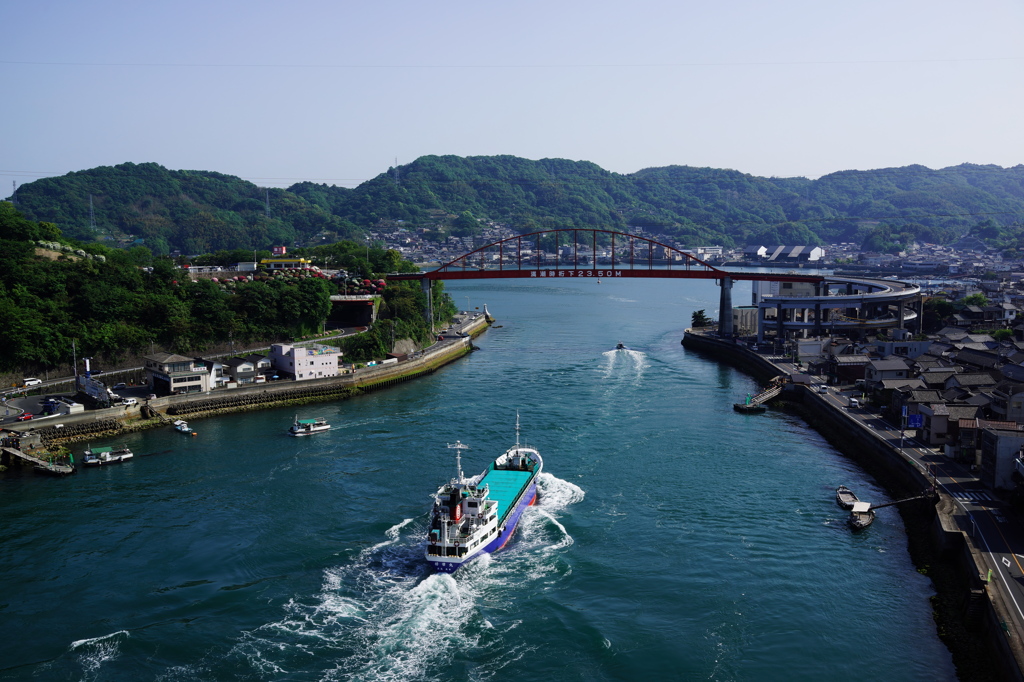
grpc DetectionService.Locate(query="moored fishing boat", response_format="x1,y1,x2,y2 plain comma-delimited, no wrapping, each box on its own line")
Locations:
82,445,134,466
835,485,858,510
426,416,543,573
173,420,196,436
288,415,331,436
848,501,875,530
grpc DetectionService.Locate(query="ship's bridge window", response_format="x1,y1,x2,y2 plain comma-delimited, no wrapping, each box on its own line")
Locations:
468,500,478,508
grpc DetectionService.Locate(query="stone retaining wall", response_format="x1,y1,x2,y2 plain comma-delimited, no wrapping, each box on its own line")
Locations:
33,316,488,447
682,330,1023,682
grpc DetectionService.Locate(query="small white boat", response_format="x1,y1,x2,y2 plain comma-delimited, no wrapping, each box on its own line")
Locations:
289,416,331,436
82,446,134,466
173,419,196,435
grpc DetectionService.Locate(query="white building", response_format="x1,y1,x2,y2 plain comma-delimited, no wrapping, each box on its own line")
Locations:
269,343,342,381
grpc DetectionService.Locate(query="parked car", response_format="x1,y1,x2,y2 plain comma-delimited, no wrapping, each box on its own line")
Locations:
23,378,42,387
113,382,127,390
146,394,157,400
16,413,32,421
122,398,137,407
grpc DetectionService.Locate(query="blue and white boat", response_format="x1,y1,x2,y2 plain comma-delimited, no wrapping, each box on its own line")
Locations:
426,417,543,573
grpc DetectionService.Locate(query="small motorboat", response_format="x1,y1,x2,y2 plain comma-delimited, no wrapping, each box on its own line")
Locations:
82,446,134,466
289,416,331,436
173,419,196,436
835,485,858,510
615,342,627,350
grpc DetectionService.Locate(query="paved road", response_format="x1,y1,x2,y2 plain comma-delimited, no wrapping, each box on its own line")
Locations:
786,365,1024,643
3,315,487,428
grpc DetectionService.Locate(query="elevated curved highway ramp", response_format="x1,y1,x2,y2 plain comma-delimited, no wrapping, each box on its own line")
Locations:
754,275,922,342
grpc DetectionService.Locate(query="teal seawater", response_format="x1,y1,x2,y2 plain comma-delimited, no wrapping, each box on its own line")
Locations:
0,278,955,681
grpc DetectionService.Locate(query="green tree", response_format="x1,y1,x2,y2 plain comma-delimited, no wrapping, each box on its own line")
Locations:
692,309,712,327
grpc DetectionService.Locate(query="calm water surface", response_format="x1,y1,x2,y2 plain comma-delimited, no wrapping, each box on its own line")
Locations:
0,278,955,681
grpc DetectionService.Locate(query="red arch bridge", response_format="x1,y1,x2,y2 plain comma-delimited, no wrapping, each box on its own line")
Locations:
386,229,921,339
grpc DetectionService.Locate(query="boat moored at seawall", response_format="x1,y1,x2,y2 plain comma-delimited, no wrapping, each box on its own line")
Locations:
426,417,543,573
82,445,134,466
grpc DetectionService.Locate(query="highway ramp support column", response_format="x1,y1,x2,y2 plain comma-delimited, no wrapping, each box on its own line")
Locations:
719,276,734,337
420,277,434,333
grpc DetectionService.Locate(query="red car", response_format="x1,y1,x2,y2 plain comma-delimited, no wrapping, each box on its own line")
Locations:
16,413,32,421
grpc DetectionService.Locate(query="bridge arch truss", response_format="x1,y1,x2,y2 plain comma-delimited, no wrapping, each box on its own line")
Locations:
416,229,730,281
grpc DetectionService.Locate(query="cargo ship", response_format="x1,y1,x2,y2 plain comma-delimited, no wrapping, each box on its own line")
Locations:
426,418,543,573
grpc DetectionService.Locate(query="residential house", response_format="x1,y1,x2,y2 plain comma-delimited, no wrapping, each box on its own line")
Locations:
824,354,870,385
991,381,1024,423
888,386,937,423
953,348,1004,372
864,358,911,390
918,369,958,391
144,352,212,395
196,358,228,388
945,373,998,393
223,357,258,385
980,426,1024,490
244,354,273,381
919,403,982,447
957,418,1019,466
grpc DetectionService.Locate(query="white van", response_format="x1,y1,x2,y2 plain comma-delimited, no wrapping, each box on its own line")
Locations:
122,398,137,407
849,398,860,408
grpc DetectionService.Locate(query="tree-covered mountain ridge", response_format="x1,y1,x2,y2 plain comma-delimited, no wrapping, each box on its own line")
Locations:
11,157,1024,254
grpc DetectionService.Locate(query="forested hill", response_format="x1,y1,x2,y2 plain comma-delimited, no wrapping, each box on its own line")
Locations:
9,162,362,255
11,157,1024,254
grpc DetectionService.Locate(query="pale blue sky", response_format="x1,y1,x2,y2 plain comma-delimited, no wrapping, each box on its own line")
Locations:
3,0,1022,191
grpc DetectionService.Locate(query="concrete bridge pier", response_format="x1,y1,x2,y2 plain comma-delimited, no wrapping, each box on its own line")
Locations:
814,283,823,337
420,277,434,332
719,276,733,337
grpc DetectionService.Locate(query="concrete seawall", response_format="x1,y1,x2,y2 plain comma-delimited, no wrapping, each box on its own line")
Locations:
682,330,1023,682
22,315,491,447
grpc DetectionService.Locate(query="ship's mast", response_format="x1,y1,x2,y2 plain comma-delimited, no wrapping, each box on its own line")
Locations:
515,411,521,448
448,440,469,482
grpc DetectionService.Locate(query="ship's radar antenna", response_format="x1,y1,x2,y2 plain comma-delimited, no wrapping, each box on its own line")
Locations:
448,440,470,482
